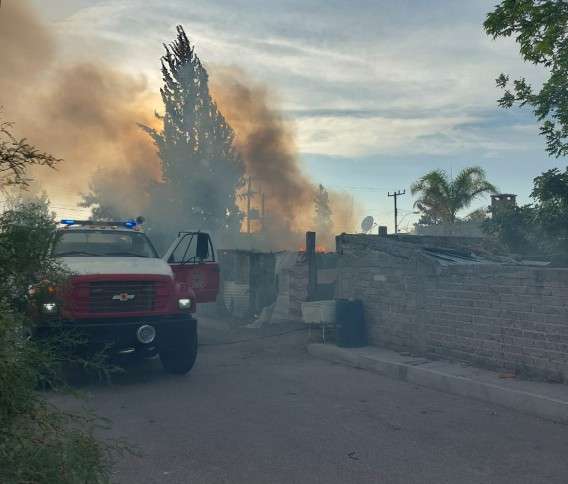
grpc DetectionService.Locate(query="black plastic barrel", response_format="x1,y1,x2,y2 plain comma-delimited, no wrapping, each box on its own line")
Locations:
335,299,367,348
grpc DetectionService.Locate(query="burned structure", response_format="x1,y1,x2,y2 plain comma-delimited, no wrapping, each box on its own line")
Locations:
216,241,338,322
217,250,277,318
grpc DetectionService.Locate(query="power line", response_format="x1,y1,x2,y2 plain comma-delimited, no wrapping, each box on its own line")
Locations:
50,205,92,212
328,185,383,191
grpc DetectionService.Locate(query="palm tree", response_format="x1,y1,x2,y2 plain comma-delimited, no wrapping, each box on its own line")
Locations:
411,167,497,224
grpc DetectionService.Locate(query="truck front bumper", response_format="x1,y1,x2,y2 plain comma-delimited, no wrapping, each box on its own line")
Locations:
34,314,197,355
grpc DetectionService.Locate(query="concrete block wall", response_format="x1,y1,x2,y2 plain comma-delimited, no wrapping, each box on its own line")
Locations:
336,235,568,382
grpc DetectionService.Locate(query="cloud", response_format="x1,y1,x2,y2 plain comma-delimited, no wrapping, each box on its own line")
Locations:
297,114,474,157
43,0,545,159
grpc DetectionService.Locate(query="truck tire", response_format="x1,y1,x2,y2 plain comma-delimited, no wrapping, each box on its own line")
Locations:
160,326,198,375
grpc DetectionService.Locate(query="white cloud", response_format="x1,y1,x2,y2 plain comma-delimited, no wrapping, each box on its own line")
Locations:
38,0,546,159
295,113,534,158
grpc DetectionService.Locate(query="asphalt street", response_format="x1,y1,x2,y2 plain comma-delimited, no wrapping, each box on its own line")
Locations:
54,318,568,484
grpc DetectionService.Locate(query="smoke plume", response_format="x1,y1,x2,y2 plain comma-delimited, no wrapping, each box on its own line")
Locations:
210,68,356,249
0,2,162,214
0,2,355,249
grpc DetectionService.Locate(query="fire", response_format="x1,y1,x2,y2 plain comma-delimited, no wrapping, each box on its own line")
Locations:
298,244,330,253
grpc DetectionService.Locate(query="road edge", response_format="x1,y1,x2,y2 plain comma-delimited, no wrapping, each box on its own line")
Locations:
307,343,568,423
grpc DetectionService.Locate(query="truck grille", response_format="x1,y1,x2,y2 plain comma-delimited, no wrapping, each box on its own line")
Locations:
68,278,171,316
87,281,156,313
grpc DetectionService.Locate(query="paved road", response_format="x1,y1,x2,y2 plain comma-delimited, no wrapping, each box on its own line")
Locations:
57,319,568,484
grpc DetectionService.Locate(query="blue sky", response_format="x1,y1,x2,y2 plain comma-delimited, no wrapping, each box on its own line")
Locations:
33,0,561,231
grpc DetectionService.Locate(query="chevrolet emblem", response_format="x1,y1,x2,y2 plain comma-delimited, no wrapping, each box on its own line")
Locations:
112,292,135,302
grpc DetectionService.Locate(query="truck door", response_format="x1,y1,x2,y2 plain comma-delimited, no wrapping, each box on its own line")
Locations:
165,232,220,303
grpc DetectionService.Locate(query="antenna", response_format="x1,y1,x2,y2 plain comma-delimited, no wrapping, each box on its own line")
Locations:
360,215,375,234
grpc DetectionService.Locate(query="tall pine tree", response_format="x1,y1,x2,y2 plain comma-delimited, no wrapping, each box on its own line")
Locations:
144,26,244,244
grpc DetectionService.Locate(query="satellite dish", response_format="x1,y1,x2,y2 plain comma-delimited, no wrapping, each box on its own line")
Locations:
361,215,375,233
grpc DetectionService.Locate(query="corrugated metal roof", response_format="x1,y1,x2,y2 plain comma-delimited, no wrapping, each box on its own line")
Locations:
421,247,488,265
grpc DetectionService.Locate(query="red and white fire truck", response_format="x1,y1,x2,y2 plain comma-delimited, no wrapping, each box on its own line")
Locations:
30,219,219,374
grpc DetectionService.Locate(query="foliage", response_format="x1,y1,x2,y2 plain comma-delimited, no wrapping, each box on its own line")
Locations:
530,167,568,258
0,198,60,303
142,26,244,243
0,199,116,483
0,120,60,187
483,203,538,255
0,308,112,484
484,0,568,157
416,212,441,226
411,166,497,224
484,167,568,263
465,207,490,222
313,184,332,235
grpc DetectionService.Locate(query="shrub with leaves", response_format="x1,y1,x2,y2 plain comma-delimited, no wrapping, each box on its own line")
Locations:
483,203,538,256
484,167,568,264
0,199,117,484
484,0,568,157
0,120,60,187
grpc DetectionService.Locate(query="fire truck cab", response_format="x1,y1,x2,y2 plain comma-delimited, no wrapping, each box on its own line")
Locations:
31,219,219,375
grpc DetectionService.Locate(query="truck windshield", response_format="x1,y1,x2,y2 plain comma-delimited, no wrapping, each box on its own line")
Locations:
53,230,159,258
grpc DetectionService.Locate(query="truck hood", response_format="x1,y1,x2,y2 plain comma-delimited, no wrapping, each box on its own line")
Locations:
60,257,173,277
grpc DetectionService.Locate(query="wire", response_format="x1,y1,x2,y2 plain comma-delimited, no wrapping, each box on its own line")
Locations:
50,205,91,212
199,326,309,346
328,185,383,191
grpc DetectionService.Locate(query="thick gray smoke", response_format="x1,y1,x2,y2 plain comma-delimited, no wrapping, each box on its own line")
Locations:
211,68,357,249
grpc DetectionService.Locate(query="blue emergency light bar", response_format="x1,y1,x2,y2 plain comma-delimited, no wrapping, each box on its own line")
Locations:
60,219,142,229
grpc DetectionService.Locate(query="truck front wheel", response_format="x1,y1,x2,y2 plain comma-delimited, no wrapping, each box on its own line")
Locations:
159,325,198,375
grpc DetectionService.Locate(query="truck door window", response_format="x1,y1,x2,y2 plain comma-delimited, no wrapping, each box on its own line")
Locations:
170,234,214,264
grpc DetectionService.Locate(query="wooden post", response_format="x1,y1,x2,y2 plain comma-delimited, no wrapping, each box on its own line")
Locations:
261,192,265,232
246,176,252,235
306,231,317,301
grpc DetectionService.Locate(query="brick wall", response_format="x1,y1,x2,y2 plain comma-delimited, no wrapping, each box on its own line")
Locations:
336,235,568,382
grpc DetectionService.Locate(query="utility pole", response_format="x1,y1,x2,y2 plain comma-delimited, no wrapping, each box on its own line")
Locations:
241,176,257,235
388,190,405,235
240,176,267,235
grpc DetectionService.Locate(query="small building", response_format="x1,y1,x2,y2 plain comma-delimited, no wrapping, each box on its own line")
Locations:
491,193,517,211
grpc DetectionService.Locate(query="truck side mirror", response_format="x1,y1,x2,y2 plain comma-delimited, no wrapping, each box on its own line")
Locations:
196,233,210,261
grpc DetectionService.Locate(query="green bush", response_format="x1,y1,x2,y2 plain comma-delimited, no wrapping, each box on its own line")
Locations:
0,200,115,484
484,167,568,264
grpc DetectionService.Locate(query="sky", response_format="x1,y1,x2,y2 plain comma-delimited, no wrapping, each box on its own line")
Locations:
29,0,559,231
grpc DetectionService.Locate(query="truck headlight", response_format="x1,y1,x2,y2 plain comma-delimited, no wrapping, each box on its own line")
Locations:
178,298,192,310
42,302,58,315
